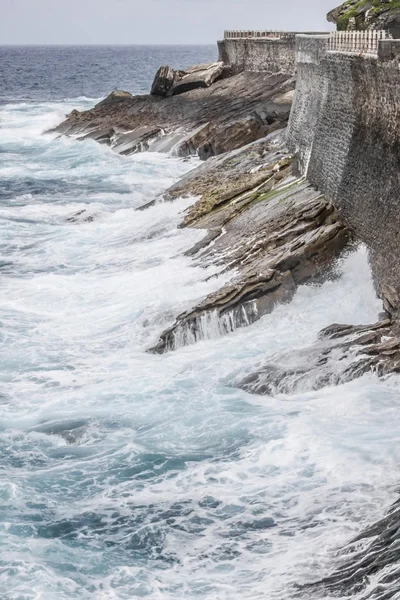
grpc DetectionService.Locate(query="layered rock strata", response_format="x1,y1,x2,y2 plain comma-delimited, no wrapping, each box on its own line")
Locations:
149,134,351,353
306,497,400,598
52,69,294,159
237,319,400,395
151,62,225,97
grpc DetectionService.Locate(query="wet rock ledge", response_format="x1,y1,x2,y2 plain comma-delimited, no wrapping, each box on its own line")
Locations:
149,134,351,353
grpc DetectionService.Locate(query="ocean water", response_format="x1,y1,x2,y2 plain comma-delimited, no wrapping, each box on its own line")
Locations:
0,45,400,600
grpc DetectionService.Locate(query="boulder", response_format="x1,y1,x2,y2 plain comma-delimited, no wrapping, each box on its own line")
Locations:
170,62,225,96
150,65,179,97
151,62,224,98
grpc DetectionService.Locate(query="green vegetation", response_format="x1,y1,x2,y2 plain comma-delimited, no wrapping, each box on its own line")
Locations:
336,0,400,30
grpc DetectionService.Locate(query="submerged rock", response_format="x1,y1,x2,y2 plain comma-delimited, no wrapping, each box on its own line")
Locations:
66,209,95,223
237,318,400,395
306,497,400,599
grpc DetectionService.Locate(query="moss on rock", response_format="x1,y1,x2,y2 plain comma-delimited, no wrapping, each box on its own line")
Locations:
328,0,400,35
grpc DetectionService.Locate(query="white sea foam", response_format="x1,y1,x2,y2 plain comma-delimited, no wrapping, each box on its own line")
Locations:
0,100,399,600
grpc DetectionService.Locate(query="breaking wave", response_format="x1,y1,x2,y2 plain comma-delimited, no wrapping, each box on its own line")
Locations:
1,98,400,600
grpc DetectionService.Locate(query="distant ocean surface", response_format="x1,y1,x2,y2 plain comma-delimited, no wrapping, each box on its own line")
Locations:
0,45,399,600
0,45,217,103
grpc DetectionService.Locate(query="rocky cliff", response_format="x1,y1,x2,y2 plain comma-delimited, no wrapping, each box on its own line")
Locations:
328,0,400,36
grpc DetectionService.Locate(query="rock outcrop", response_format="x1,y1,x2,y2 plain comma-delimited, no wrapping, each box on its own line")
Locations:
306,497,400,598
150,65,180,97
51,69,294,160
170,62,225,95
149,133,352,354
197,115,265,160
327,0,400,36
51,39,400,384
150,62,225,98
237,319,400,396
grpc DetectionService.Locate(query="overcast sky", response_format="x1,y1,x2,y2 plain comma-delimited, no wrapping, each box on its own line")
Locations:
0,0,336,45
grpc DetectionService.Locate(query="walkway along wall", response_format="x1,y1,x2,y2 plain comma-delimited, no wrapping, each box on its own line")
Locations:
287,35,400,318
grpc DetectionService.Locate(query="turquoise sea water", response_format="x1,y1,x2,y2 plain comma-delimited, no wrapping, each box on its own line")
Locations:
0,46,400,600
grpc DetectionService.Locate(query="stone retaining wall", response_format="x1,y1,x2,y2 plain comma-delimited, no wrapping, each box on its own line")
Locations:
287,36,400,316
218,37,298,75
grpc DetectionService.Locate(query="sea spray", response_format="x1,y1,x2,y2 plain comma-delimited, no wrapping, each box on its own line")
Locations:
1,62,400,599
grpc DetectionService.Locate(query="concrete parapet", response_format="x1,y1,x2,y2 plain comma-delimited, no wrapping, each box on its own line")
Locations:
223,30,328,40
328,30,389,56
295,35,329,65
218,37,298,75
378,38,400,61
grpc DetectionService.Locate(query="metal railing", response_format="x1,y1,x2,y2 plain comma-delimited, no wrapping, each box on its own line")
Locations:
328,30,389,55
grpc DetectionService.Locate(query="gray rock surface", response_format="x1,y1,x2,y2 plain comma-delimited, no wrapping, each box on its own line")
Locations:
236,318,400,395
170,62,225,95
149,134,351,354
51,71,295,160
111,126,161,155
151,65,179,97
197,115,265,160
96,90,134,106
307,495,400,598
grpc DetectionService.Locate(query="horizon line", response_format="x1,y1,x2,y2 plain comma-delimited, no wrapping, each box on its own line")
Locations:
0,43,218,47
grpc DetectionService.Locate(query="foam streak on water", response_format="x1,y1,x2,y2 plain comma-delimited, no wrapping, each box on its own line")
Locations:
1,99,400,600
